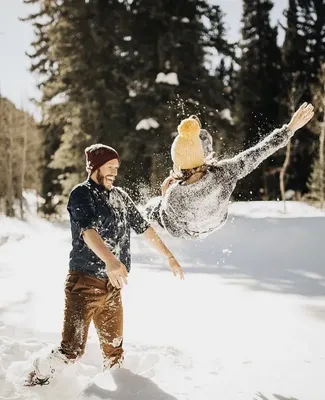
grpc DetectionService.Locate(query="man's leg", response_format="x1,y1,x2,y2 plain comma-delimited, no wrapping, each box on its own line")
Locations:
59,272,96,360
93,282,124,370
26,271,97,386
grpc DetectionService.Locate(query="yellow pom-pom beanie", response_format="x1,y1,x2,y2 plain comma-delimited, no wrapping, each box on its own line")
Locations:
171,116,205,170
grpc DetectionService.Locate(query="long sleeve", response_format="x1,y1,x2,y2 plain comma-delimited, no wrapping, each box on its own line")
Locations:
216,124,294,182
117,188,150,235
160,193,196,239
160,208,187,238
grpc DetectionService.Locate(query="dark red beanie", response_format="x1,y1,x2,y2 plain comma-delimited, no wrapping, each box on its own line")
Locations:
85,144,120,176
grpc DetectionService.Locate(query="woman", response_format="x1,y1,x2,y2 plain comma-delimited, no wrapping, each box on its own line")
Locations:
145,103,314,239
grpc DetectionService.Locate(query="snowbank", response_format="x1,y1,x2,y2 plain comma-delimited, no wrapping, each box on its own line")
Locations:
229,200,325,218
1,200,325,399
0,211,60,246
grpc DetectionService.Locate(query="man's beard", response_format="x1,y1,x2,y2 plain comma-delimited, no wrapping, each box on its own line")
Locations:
96,170,114,189
96,170,105,186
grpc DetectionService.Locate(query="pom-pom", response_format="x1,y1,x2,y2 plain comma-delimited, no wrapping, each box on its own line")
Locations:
177,118,200,138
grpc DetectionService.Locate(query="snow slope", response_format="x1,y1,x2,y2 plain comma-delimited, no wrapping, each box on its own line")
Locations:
229,200,325,218
1,201,325,400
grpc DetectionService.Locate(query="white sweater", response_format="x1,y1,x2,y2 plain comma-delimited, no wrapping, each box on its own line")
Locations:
159,125,294,239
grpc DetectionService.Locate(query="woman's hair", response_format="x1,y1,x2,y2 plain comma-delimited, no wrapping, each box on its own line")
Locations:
172,157,218,182
172,164,208,181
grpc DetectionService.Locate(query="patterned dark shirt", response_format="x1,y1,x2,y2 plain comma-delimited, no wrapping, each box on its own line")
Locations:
67,178,150,279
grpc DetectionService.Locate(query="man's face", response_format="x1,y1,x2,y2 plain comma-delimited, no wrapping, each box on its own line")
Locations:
97,158,120,190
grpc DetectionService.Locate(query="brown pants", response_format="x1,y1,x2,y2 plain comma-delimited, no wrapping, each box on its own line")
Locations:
59,271,123,369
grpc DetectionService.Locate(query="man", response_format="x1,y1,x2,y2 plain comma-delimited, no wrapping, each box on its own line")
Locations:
27,144,184,386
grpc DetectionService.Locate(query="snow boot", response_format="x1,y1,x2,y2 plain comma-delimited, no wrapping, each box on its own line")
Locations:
24,348,69,387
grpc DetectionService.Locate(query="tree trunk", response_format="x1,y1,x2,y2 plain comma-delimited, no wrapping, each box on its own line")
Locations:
280,140,291,212
319,65,325,209
280,73,301,213
6,111,14,217
319,122,325,209
262,165,269,200
0,91,3,215
20,112,28,219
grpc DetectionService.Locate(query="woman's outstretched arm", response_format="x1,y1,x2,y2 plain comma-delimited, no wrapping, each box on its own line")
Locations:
217,103,314,182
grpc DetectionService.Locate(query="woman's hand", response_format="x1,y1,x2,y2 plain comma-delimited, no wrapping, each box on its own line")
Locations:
161,175,176,196
168,256,185,280
288,102,314,133
141,227,185,280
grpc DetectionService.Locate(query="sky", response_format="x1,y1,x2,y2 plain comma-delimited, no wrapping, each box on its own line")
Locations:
0,0,287,119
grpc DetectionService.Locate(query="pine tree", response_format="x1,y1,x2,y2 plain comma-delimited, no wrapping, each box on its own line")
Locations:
300,0,325,196
23,0,131,205
282,0,309,92
217,60,238,107
123,0,235,194
24,0,236,206
280,0,325,197
297,0,325,82
307,157,325,207
22,0,64,215
279,0,308,209
236,0,283,200
39,113,65,214
306,63,325,208
215,59,227,84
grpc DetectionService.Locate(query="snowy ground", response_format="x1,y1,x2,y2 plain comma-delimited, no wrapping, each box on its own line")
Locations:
1,201,325,400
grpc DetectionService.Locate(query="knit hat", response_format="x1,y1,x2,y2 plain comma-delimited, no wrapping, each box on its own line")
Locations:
85,144,120,176
171,116,205,170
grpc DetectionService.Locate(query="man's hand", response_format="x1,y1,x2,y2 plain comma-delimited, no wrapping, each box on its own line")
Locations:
168,256,184,280
161,174,176,196
288,102,314,133
82,229,128,289
105,257,128,289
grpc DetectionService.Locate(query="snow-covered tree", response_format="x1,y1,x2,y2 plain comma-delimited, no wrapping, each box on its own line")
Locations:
306,63,325,208
236,0,282,200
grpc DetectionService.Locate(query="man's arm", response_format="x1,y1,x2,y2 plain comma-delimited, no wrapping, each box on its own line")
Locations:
141,226,184,280
82,229,128,289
